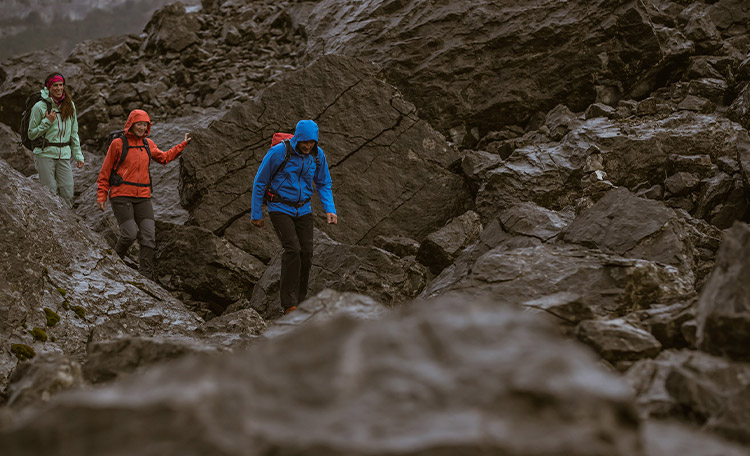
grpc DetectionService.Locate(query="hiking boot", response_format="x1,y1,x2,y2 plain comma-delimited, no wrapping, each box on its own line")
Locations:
284,306,297,315
114,242,130,259
139,246,156,280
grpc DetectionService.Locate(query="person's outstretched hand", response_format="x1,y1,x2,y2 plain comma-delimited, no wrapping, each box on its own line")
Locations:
327,213,338,224
76,160,84,168
252,219,264,227
97,201,106,211
184,133,192,143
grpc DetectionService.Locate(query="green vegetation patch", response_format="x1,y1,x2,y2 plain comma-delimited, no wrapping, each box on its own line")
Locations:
11,344,36,361
44,307,61,327
29,327,48,342
71,305,86,319
57,287,67,297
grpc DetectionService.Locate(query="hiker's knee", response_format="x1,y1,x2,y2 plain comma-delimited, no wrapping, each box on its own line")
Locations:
118,219,139,243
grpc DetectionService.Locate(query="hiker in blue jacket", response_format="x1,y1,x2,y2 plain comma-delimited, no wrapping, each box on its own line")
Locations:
251,119,337,315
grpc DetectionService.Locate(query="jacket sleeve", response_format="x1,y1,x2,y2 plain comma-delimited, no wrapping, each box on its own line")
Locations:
97,139,122,203
71,103,83,162
251,147,284,220
27,101,51,141
313,148,336,214
148,139,186,165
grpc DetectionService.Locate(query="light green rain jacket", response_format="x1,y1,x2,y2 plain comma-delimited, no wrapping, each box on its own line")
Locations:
27,87,83,161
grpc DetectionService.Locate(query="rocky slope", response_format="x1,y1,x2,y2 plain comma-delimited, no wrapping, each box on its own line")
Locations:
1,0,750,454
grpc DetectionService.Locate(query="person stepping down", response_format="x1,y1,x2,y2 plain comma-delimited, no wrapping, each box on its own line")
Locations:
96,109,191,280
251,120,338,316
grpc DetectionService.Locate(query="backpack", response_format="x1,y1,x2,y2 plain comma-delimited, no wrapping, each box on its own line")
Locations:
20,93,53,150
263,132,320,207
106,130,152,187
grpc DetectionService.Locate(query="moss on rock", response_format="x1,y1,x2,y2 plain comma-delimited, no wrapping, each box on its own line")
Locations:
44,307,61,327
72,305,86,319
29,327,48,342
57,287,67,297
11,344,35,361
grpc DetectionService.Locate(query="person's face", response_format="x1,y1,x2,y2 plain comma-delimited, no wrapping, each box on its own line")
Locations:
131,121,148,137
298,140,315,155
49,81,64,100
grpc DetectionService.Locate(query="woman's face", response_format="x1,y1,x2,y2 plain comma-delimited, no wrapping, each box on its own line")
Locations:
49,81,64,100
131,121,148,137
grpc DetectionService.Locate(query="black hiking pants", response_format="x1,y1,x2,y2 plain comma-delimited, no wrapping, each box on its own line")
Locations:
269,212,314,312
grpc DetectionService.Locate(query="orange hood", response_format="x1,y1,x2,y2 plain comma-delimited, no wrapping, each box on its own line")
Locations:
124,109,152,136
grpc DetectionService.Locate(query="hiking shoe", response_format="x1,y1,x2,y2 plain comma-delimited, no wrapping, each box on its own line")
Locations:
284,306,297,315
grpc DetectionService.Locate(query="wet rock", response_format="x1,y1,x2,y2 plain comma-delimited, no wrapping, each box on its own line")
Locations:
180,55,471,262
249,231,430,318
144,3,201,53
0,160,201,391
263,289,389,339
626,349,750,444
422,243,692,321
308,0,679,134
83,336,218,384
576,318,662,367
372,235,420,258
416,210,482,275
561,187,697,278
155,221,264,312
5,353,82,408
696,222,750,361
0,296,644,456
0,124,34,176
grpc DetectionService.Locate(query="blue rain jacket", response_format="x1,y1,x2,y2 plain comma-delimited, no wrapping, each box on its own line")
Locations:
251,120,336,219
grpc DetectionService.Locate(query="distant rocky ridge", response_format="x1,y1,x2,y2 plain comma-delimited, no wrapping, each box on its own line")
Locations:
1,0,750,454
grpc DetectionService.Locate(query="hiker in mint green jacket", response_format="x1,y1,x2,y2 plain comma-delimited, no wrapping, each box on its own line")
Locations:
27,72,84,208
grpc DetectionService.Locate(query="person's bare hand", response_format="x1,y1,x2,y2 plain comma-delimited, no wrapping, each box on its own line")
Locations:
327,213,338,224
45,110,57,122
97,201,106,211
184,133,192,143
252,219,264,227
76,160,84,168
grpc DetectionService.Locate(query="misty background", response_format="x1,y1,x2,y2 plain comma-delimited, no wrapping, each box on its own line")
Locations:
0,0,201,61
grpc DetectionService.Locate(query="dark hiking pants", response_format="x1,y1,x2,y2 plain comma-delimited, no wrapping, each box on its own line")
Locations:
111,196,156,279
269,212,314,312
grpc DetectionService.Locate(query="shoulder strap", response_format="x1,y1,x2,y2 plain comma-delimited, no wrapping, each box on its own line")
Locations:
269,140,294,182
113,136,129,173
113,137,151,173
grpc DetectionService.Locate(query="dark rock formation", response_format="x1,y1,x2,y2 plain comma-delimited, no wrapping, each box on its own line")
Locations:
180,54,472,260
0,296,645,456
0,159,201,391
246,230,429,318
696,222,750,361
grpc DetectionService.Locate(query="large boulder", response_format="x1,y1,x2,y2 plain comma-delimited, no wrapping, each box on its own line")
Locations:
247,230,429,318
180,54,472,261
626,349,750,444
696,222,750,361
0,160,201,391
474,112,750,229
0,296,645,456
307,0,691,134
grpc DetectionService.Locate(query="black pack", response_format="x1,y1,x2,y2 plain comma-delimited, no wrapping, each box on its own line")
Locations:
20,93,53,151
106,130,152,187
263,139,320,208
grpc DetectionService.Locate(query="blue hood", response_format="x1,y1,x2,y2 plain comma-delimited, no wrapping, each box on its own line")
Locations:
290,120,319,149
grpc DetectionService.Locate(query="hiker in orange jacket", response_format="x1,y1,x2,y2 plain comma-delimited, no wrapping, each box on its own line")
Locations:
96,109,191,280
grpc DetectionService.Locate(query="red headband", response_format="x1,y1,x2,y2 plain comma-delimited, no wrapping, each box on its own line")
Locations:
46,75,64,89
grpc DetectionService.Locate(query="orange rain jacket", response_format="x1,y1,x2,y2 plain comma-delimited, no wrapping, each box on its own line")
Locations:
97,109,186,202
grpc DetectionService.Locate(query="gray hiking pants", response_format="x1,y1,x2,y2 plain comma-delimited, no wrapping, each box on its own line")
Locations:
34,156,74,208
110,196,156,253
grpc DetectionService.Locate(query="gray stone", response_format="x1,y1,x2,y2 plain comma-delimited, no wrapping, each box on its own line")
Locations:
696,222,750,361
